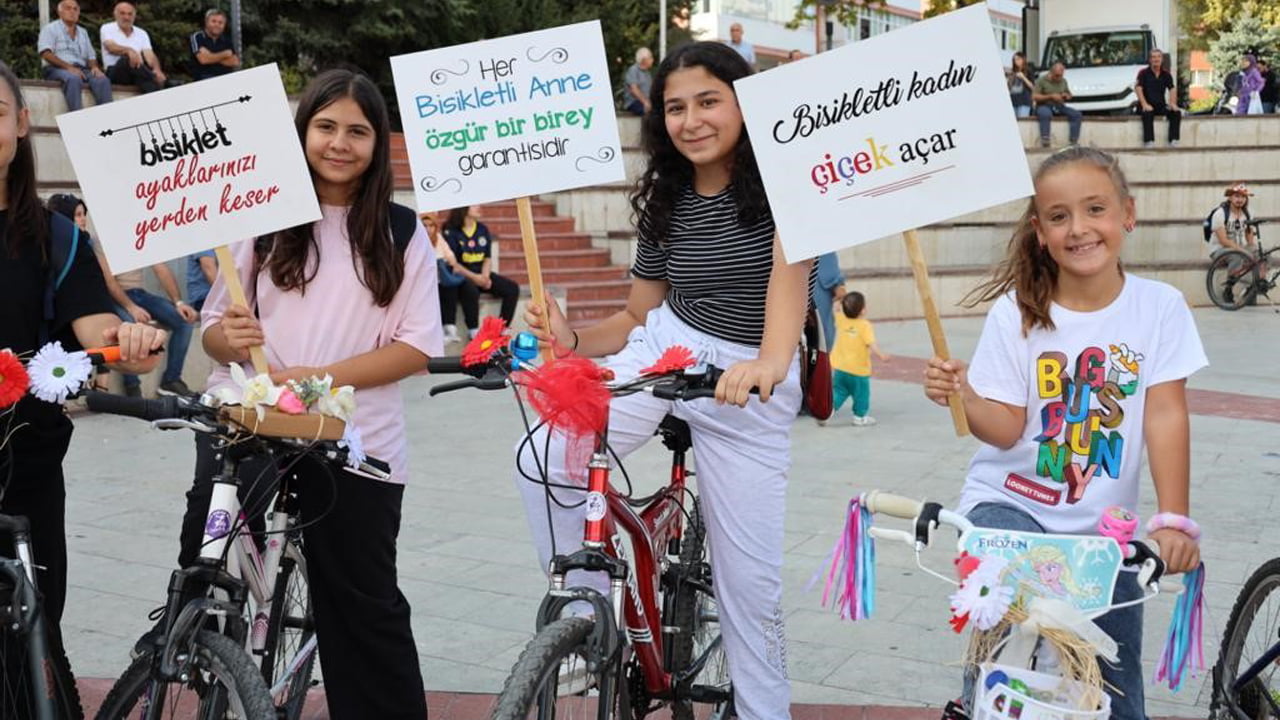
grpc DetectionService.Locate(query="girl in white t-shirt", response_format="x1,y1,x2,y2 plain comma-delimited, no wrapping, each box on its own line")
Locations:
923,146,1207,719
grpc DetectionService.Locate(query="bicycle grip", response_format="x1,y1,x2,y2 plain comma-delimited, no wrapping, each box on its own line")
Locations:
83,391,180,421
864,490,924,519
426,356,467,375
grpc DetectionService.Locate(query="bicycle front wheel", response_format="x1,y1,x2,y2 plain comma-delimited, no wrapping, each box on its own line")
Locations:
1212,557,1280,719
94,630,276,720
259,549,315,720
1207,250,1258,310
667,498,731,720
0,627,83,720
490,617,624,720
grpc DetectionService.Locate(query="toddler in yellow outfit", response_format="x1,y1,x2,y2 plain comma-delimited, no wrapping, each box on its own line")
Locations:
830,292,889,425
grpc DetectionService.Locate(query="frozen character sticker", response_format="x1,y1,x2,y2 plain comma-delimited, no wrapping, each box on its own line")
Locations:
205,509,232,540
962,529,1120,615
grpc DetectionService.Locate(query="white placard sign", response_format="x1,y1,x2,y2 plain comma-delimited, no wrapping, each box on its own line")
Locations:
735,3,1033,263
391,20,625,211
55,64,320,274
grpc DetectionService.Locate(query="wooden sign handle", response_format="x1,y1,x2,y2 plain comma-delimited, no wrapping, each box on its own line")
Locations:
516,196,552,361
213,244,269,375
901,229,970,437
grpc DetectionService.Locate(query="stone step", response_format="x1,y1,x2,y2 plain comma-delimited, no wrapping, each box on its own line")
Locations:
844,263,1216,321
484,216,577,235
559,279,632,302
477,200,559,218
613,113,1280,150
502,247,612,272
566,298,627,325
492,232,594,252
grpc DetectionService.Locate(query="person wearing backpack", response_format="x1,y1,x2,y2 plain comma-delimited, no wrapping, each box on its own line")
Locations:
0,60,165,708
1205,183,1259,303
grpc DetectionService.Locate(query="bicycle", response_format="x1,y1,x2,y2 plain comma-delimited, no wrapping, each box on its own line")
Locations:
1207,220,1275,311
0,514,84,720
1210,555,1280,719
83,390,389,720
425,335,733,720
848,491,1179,719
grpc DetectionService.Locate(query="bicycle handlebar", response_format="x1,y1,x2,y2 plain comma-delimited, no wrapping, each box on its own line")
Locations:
864,490,924,519
84,391,186,422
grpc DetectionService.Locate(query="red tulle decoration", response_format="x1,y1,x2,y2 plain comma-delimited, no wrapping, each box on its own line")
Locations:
949,612,971,634
518,357,613,481
954,552,981,582
639,345,696,375
462,317,510,367
0,350,30,409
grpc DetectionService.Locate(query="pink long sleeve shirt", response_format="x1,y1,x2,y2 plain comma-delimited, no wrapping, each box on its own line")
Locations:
201,204,444,482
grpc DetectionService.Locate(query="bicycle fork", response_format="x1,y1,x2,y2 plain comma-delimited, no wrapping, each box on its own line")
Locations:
3,518,57,720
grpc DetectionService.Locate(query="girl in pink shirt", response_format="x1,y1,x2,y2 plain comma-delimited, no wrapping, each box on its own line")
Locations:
188,68,443,719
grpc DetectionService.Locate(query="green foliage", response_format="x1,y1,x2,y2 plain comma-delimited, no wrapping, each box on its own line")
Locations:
1179,0,1280,51
1,0,692,127
787,0,885,32
1207,12,1280,79
922,0,983,20
1189,94,1218,112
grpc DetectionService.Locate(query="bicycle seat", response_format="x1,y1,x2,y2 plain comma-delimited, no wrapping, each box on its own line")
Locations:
657,415,692,453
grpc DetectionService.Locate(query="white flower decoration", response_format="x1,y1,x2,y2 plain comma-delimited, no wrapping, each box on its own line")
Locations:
950,555,1015,631
27,342,93,404
214,362,283,420
315,385,357,423
340,423,367,470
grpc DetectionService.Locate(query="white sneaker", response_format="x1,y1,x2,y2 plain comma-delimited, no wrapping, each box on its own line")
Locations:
443,325,460,344
1169,139,1180,147
1143,141,1155,148
852,415,878,426
816,418,827,427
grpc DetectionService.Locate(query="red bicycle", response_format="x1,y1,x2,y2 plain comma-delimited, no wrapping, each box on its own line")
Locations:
427,335,732,720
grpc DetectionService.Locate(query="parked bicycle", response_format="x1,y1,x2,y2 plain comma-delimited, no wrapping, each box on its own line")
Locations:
1207,219,1275,310
1211,555,1280,719
0,513,83,720
426,335,732,720
84,390,389,720
851,491,1180,719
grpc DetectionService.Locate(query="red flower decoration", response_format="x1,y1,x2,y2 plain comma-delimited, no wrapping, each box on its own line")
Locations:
640,345,696,375
462,317,510,367
949,612,970,634
0,350,30,409
954,552,981,583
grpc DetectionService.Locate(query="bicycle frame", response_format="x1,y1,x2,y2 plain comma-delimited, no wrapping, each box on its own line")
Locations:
543,424,693,699
0,515,58,720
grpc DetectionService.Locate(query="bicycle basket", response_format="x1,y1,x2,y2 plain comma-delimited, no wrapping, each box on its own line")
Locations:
975,664,1111,720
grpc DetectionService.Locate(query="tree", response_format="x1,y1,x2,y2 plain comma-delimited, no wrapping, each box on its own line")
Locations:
922,0,983,19
787,0,886,33
1208,12,1280,81
1178,0,1280,51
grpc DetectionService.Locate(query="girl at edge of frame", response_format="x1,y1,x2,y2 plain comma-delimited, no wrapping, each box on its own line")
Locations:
923,146,1206,719
0,60,165,704
520,41,812,720
191,67,442,719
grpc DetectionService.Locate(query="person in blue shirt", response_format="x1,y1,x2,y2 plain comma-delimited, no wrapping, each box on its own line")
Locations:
186,249,216,312
811,252,845,351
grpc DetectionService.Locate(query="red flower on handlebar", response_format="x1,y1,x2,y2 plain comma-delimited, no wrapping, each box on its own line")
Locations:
0,350,30,409
462,317,510,367
639,346,696,375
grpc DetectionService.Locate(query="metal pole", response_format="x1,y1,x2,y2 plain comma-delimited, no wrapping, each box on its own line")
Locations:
814,3,825,55
39,0,50,29
230,0,243,60
659,0,667,60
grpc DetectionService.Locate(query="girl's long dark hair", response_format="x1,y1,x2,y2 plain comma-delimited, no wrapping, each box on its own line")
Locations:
963,146,1131,335
256,68,401,306
631,42,769,244
0,62,45,260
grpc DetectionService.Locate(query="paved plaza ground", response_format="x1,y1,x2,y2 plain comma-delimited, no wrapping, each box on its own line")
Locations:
61,304,1280,717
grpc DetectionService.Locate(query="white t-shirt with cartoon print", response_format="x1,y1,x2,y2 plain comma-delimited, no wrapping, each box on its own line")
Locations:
957,275,1208,535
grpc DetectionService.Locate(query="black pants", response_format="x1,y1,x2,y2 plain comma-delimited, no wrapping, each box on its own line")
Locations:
179,436,427,719
106,60,160,93
439,273,520,328
1,424,72,716
1141,106,1180,143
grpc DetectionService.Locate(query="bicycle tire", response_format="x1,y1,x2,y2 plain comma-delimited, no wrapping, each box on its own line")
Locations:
490,616,622,720
259,550,315,720
1211,556,1280,720
0,627,84,720
93,630,276,720
666,498,731,720
1207,250,1258,311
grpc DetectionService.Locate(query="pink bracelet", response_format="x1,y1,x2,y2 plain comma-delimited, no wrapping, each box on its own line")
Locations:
1145,512,1202,542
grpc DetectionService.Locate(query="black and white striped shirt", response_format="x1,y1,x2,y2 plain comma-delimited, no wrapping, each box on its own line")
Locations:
633,186,790,347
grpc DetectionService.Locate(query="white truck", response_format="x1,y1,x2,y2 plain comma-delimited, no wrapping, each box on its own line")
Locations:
1023,0,1178,114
